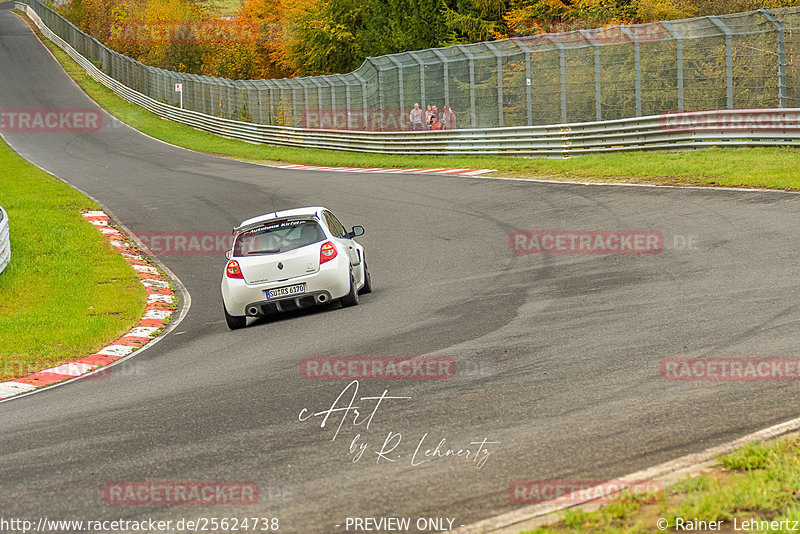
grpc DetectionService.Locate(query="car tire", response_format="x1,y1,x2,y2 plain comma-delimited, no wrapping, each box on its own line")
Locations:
224,303,247,330
358,261,372,295
340,268,360,307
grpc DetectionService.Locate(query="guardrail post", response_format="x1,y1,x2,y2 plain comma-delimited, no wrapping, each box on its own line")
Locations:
409,52,426,109
485,42,504,128
709,16,733,109
759,8,787,108
545,36,567,124
621,27,642,117
661,21,684,112
456,45,477,128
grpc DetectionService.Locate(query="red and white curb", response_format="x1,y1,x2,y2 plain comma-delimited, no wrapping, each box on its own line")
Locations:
272,164,495,176
0,210,175,400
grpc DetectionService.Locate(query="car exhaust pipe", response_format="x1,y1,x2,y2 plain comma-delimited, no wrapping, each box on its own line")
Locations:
317,294,327,303
247,305,260,316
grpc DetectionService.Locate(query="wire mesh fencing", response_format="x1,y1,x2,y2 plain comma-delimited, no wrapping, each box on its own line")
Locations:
21,0,800,131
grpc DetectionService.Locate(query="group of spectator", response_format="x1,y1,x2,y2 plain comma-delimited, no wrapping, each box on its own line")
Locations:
409,103,456,130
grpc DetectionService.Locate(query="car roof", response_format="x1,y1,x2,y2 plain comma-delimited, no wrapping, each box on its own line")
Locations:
234,206,328,233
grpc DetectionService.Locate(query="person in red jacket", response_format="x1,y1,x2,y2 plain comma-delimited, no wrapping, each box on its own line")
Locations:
443,106,456,130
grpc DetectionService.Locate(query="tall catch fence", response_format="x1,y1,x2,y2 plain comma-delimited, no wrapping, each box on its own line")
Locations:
20,0,800,132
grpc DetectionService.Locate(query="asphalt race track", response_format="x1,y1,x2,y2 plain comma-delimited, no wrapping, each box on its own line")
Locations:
1,4,800,531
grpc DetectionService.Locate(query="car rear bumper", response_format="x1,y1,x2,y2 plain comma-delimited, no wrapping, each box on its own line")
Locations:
222,258,350,316
243,290,334,316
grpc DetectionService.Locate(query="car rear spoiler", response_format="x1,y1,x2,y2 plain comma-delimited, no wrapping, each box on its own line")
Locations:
233,213,321,235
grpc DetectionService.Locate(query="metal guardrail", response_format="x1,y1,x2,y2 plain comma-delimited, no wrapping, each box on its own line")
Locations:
0,206,10,276
17,2,800,156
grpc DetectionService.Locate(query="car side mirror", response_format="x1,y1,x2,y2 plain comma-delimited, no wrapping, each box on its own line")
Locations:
350,225,365,238
225,250,232,260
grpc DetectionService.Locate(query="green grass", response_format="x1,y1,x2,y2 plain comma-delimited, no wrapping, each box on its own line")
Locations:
0,137,146,381
522,434,800,533
19,10,800,191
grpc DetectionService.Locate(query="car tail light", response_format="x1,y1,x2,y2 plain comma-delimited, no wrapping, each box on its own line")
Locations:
320,241,337,264
226,260,244,279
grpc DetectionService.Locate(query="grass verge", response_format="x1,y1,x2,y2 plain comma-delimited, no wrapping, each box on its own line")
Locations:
0,136,145,381
18,10,800,191
523,433,800,533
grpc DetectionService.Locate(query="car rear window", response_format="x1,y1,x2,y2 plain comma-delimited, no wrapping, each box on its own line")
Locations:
234,220,325,256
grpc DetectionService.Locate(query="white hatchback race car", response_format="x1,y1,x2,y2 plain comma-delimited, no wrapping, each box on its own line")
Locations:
221,207,372,330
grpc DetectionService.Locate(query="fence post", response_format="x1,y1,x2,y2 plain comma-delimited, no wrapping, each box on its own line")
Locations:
281,80,290,126
227,78,236,119
510,40,533,126
314,78,325,125
484,42,504,128
327,77,336,127
334,74,352,129
456,45,477,128
365,58,383,130
709,16,733,109
254,80,264,124
431,49,450,108
409,51,426,110
297,78,310,126
545,36,567,124
759,8,787,108
387,55,406,129
579,30,602,120
621,27,642,117
661,21,684,112
352,71,369,130
290,82,299,127
263,79,275,125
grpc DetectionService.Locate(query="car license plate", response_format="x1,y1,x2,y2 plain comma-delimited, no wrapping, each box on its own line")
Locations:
265,283,305,299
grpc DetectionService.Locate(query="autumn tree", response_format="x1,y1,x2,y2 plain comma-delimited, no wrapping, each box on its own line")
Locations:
286,0,368,75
